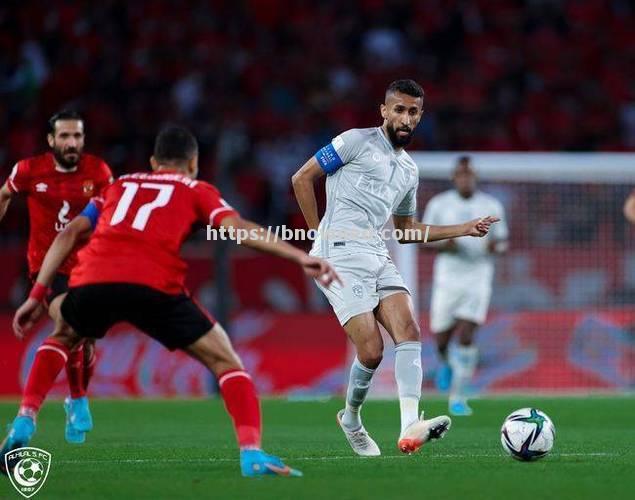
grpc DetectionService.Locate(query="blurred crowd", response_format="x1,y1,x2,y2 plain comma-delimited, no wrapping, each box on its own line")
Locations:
0,0,634,237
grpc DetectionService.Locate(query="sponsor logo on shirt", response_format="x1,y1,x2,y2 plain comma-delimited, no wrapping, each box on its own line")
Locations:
55,200,71,232
35,183,48,193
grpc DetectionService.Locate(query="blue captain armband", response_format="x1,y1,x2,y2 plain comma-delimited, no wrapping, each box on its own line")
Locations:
315,143,344,174
79,201,101,230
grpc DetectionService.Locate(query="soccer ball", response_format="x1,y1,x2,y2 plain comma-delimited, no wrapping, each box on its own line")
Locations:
17,458,44,483
500,408,555,461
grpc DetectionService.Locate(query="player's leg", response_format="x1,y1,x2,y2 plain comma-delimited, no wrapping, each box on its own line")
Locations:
182,324,301,477
335,311,383,456
49,294,93,443
47,273,94,442
312,254,383,456
375,291,451,454
448,319,479,416
447,284,490,415
434,327,455,391
430,285,460,392
1,315,84,474
82,338,97,391
374,291,421,433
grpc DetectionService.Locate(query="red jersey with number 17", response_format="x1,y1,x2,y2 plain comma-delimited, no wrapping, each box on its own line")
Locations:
5,152,112,275
70,170,239,294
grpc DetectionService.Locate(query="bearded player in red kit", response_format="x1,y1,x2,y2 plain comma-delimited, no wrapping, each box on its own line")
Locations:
0,110,112,444
1,126,341,477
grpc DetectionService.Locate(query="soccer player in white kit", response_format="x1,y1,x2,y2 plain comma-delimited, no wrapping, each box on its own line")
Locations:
292,80,499,456
422,157,508,416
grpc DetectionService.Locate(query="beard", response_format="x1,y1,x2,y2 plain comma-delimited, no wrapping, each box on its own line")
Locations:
52,146,82,169
386,123,414,148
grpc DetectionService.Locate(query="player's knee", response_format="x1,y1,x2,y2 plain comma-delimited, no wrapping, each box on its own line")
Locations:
186,326,244,375
402,318,420,341
357,344,383,369
457,324,476,345
50,324,82,350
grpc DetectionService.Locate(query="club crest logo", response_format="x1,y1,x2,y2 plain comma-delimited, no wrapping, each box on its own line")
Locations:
5,447,51,498
83,179,95,196
352,284,364,299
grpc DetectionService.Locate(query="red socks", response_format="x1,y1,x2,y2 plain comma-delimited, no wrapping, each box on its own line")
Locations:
83,344,96,391
218,369,262,449
65,342,97,399
66,344,86,398
19,339,70,417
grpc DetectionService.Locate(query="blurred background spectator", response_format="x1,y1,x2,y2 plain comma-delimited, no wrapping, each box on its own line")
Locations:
0,0,633,237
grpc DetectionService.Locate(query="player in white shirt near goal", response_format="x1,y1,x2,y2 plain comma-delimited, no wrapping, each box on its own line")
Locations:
292,79,499,457
422,156,509,416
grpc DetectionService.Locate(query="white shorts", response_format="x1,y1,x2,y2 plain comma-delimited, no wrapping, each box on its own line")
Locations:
430,283,492,333
315,253,409,326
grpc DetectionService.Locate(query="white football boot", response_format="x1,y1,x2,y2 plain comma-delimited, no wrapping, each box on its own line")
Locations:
398,412,452,454
336,409,381,457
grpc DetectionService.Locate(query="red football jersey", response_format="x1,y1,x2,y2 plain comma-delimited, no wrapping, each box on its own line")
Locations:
70,170,239,294
5,152,112,275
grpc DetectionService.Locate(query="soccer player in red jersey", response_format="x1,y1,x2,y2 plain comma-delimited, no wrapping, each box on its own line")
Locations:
0,110,112,444
1,126,341,478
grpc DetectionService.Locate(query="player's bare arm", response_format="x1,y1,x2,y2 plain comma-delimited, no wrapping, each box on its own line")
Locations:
421,239,458,253
291,157,324,231
13,215,93,338
624,190,635,224
219,215,341,287
393,214,500,244
0,183,13,222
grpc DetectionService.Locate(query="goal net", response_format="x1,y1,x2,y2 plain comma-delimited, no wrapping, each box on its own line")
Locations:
377,152,635,395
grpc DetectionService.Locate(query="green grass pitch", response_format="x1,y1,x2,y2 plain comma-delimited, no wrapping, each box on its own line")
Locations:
1,396,633,499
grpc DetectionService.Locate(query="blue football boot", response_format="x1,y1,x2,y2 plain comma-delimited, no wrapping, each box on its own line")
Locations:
65,396,93,432
64,397,91,444
0,416,36,475
240,449,302,478
449,399,473,416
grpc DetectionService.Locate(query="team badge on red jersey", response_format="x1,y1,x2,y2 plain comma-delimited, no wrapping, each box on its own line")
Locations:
83,180,95,196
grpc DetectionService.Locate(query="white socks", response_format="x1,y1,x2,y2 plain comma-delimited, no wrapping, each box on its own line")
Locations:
394,341,422,435
449,344,478,402
342,357,375,430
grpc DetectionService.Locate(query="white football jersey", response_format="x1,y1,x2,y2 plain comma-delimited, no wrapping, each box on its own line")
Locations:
310,127,419,258
422,190,508,288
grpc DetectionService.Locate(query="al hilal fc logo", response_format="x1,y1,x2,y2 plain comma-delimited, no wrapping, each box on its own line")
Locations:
4,447,51,498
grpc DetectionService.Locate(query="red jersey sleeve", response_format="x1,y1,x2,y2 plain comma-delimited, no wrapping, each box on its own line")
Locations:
195,182,239,227
5,161,30,193
96,161,114,195
90,181,112,212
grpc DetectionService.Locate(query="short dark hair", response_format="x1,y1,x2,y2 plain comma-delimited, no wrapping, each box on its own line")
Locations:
48,110,84,134
153,125,198,163
457,155,472,165
386,79,424,99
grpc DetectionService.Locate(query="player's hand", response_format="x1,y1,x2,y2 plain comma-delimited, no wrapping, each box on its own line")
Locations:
465,216,500,237
299,255,343,288
13,298,46,340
